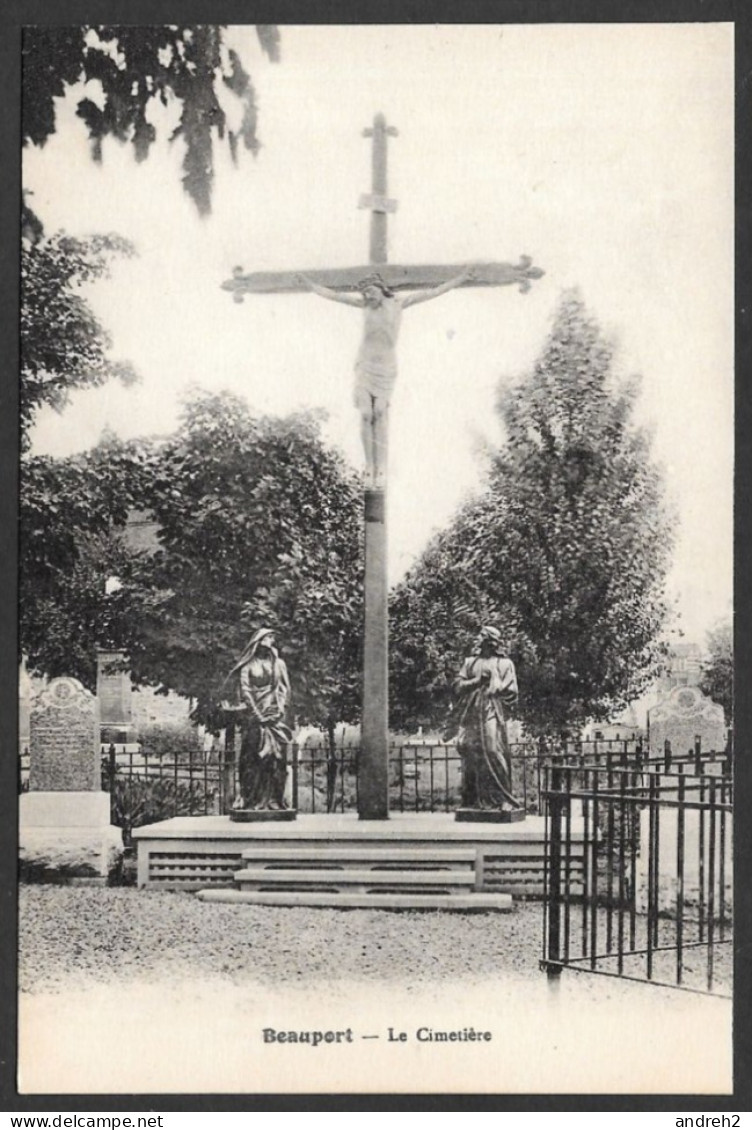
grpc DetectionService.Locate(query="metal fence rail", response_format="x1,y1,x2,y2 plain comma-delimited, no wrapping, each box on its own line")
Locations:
101,744,225,840
101,738,558,832
541,760,733,998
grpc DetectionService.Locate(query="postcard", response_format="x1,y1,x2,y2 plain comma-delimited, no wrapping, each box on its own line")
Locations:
13,16,736,1102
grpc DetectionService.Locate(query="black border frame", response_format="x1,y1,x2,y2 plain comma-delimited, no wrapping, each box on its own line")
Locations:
2,0,749,1112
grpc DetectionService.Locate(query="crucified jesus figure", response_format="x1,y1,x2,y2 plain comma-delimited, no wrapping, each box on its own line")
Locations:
297,268,474,488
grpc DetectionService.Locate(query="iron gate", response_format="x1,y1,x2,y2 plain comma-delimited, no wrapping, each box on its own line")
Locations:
541,759,733,998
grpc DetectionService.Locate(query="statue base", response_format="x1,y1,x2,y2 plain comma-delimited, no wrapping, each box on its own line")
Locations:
229,808,297,823
455,808,526,824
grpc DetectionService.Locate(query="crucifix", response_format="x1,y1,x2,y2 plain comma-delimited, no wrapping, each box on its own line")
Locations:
223,112,544,821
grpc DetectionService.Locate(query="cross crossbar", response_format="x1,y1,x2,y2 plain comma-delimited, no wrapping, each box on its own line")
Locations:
224,256,544,299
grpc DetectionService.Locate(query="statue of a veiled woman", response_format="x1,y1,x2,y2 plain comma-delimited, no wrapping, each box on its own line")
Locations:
222,628,293,812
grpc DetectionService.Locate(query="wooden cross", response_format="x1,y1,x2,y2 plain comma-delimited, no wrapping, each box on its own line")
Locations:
224,113,542,300
223,113,544,821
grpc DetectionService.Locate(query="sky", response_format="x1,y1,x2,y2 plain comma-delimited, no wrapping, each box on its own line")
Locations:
24,23,734,645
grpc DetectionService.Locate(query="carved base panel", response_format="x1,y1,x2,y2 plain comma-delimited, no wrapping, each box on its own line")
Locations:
229,808,297,823
455,808,526,824
132,813,581,893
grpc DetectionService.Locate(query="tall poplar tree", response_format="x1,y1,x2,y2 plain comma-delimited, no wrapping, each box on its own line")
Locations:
390,290,676,735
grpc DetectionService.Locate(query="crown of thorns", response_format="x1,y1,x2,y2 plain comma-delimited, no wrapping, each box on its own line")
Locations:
358,274,394,295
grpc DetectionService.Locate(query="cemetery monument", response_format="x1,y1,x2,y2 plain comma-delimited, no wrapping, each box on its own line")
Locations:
19,676,122,881
224,113,544,819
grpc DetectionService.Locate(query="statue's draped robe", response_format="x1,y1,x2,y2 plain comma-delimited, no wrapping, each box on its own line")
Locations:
454,655,520,809
233,655,292,809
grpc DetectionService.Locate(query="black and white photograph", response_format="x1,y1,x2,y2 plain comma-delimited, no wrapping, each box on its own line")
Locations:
13,15,737,1099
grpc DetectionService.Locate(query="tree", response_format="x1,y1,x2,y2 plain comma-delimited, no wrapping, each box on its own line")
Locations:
21,394,365,728
389,500,507,733
121,391,363,732
23,25,280,215
21,228,138,451
19,437,149,688
699,618,733,725
390,290,676,736
19,225,144,682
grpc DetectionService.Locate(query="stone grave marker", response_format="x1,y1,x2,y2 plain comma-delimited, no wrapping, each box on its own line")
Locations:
97,647,137,738
30,677,100,791
639,684,730,916
648,684,726,758
19,661,31,753
20,677,122,882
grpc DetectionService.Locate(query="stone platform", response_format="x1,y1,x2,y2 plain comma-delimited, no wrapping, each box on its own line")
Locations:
132,812,585,898
20,791,123,883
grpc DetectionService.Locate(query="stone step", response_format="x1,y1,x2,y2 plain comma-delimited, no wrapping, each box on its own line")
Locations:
483,863,584,877
234,867,476,890
196,889,513,911
240,846,477,866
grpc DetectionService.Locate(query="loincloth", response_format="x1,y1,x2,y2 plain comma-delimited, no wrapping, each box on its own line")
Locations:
354,359,397,403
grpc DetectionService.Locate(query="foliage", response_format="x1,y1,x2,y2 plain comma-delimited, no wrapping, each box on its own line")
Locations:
137,722,203,763
21,230,138,452
699,618,733,724
20,390,364,726
23,25,279,215
106,774,218,843
121,390,364,731
19,436,149,688
20,522,127,691
390,290,676,735
19,213,143,683
19,224,146,685
389,500,507,730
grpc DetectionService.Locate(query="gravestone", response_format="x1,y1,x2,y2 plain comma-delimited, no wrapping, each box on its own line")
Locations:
20,677,122,882
639,683,729,916
648,684,726,758
635,779,733,916
19,660,30,753
18,662,31,790
30,677,100,791
97,648,137,742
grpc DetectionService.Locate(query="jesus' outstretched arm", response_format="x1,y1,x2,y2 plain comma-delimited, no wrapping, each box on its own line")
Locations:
399,267,475,309
297,274,364,307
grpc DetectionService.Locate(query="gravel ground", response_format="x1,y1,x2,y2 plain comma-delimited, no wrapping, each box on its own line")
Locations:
18,885,732,999
20,886,548,994
18,886,733,1094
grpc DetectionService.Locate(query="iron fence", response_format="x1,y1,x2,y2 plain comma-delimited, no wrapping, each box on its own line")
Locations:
541,759,733,998
102,738,567,832
290,737,729,817
101,743,226,842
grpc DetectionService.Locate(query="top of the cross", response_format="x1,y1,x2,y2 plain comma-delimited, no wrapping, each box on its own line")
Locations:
363,112,398,139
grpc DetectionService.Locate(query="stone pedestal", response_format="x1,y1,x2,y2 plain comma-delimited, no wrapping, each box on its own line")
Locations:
19,791,122,881
21,677,122,882
229,808,297,823
455,808,526,824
